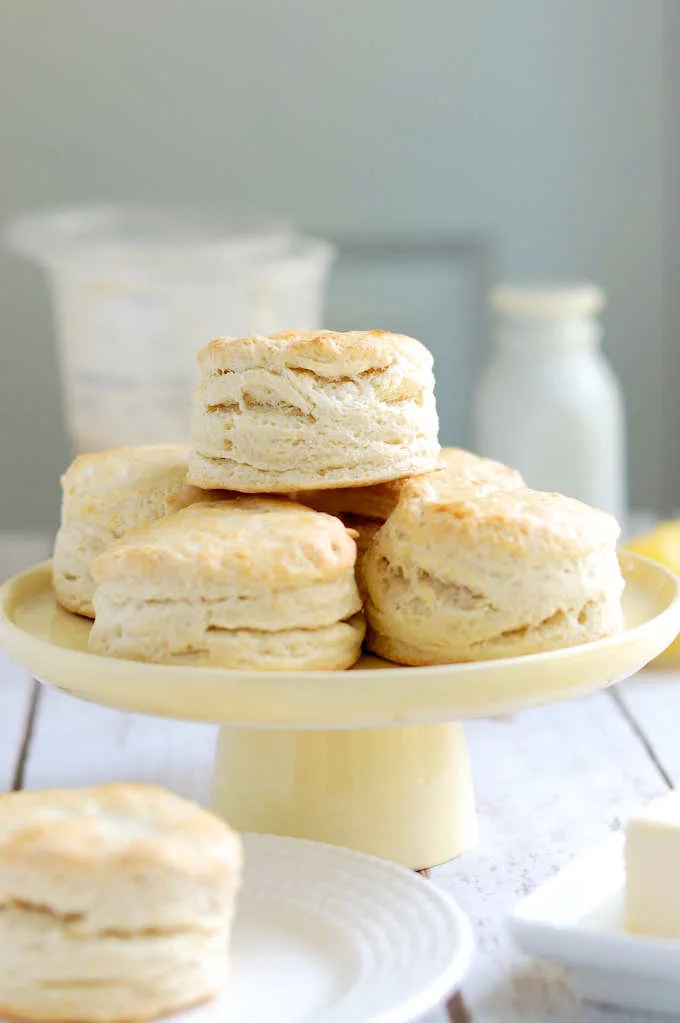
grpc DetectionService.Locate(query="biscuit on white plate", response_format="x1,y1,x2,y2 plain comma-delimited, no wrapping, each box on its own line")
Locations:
294,446,524,521
0,783,241,1022
53,445,203,618
89,498,365,670
364,484,624,665
188,329,440,492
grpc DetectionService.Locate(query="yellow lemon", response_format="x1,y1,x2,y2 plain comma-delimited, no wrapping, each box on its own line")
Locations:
625,522,680,664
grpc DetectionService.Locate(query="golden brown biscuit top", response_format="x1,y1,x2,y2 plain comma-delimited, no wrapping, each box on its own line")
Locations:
403,448,524,502
198,329,434,378
0,783,241,874
92,498,357,588
296,448,523,522
60,444,198,526
395,485,620,557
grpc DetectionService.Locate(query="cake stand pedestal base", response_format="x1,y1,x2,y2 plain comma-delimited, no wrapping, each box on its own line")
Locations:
210,722,477,869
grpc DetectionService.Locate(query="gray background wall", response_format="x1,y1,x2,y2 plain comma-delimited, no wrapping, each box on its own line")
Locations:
0,0,668,528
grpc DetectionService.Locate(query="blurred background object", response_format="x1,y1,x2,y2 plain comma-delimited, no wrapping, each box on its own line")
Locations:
475,283,626,524
625,521,680,665
0,0,672,528
6,205,332,452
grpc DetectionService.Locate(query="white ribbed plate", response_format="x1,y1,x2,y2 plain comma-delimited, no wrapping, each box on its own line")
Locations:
182,833,473,1023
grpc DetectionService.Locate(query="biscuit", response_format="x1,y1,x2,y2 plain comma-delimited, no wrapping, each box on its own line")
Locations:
294,446,524,521
363,485,624,664
188,329,440,492
89,498,365,670
0,783,241,1022
53,445,203,618
295,448,523,600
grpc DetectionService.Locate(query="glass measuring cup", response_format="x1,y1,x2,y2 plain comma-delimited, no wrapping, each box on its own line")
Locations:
6,204,334,452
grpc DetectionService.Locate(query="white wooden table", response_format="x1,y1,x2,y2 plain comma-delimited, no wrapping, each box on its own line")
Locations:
2,535,679,1023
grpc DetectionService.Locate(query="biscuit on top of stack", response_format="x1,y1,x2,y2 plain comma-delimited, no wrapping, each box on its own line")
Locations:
188,329,439,491
52,327,624,669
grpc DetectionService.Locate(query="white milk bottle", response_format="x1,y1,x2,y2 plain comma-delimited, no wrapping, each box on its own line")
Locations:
474,284,626,524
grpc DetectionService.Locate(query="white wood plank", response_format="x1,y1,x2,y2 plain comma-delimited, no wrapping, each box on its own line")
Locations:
417,1008,449,1022
0,533,51,792
431,691,666,1023
616,670,680,785
0,650,33,792
23,686,217,801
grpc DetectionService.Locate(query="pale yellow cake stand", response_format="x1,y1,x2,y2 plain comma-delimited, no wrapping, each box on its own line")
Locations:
1,554,679,869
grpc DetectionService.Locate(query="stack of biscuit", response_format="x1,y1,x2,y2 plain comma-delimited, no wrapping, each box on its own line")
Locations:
38,327,627,1023
52,327,625,670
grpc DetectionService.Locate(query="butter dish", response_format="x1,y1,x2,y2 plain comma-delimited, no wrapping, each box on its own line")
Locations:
510,836,680,1015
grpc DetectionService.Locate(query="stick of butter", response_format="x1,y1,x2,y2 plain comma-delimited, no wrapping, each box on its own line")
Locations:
626,790,680,938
